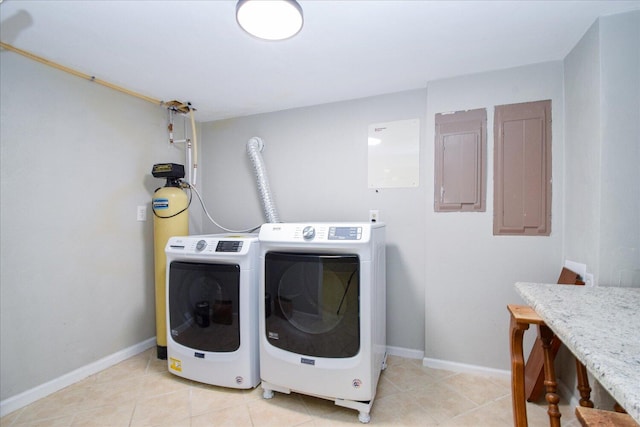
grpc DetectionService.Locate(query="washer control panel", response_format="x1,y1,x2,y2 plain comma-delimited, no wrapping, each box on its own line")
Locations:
195,240,207,251
215,240,244,252
166,235,255,255
191,240,243,252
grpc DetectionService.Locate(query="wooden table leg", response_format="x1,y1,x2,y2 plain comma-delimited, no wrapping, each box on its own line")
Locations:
576,360,594,408
510,314,530,427
614,403,627,413
539,324,561,427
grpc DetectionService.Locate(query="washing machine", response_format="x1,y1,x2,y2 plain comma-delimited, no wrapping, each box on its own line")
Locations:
165,233,260,389
258,222,386,423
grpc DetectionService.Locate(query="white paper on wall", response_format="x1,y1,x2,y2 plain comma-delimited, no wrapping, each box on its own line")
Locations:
368,119,420,189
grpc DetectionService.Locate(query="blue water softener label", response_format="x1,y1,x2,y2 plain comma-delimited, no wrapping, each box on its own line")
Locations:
153,198,169,209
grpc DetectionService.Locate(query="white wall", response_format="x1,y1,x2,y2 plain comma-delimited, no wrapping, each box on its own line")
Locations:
564,10,640,288
598,10,640,288
0,52,185,401
2,8,636,412
199,61,565,370
425,62,565,369
563,19,602,280
561,9,640,407
200,90,429,353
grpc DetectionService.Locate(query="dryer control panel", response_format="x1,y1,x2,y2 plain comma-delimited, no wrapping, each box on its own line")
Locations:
298,225,362,241
259,222,382,243
297,225,362,241
328,226,362,240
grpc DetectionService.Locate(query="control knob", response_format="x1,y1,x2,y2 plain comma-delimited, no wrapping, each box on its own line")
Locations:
196,240,207,251
302,226,316,240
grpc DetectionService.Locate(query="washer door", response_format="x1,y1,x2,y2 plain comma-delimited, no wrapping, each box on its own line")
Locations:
264,252,360,358
168,261,240,352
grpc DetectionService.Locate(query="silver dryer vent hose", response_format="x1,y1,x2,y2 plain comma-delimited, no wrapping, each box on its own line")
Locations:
246,137,280,223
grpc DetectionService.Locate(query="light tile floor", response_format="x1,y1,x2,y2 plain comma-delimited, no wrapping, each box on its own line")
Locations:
1,349,580,426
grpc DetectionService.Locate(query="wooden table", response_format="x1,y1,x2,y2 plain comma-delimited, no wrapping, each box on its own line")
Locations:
515,282,640,424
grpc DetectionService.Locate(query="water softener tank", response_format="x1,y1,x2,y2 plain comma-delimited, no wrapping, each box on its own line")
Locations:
152,163,189,359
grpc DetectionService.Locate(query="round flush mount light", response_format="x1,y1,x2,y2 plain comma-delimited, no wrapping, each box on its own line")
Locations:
236,0,304,41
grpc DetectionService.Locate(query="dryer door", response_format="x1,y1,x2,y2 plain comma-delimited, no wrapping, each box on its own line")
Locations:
168,261,240,352
264,252,360,358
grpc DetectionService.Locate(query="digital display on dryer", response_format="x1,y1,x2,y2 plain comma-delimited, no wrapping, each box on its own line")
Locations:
328,227,362,240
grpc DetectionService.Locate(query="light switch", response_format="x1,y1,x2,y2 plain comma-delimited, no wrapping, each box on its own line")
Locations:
137,206,147,221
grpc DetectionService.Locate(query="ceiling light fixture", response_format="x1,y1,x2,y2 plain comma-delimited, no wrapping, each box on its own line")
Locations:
236,0,303,41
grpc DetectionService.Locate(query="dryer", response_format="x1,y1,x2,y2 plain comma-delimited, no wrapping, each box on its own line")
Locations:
258,223,386,423
165,233,260,389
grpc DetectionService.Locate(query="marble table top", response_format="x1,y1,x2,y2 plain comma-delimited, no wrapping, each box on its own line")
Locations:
515,282,640,423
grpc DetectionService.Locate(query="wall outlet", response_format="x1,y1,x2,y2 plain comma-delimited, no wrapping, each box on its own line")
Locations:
137,206,147,221
584,273,594,287
369,210,380,223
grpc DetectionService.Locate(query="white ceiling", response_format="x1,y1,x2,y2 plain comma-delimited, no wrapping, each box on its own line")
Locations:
1,0,639,122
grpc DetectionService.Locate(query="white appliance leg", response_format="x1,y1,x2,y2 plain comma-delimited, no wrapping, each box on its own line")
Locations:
335,397,374,424
358,411,371,423
260,380,290,400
